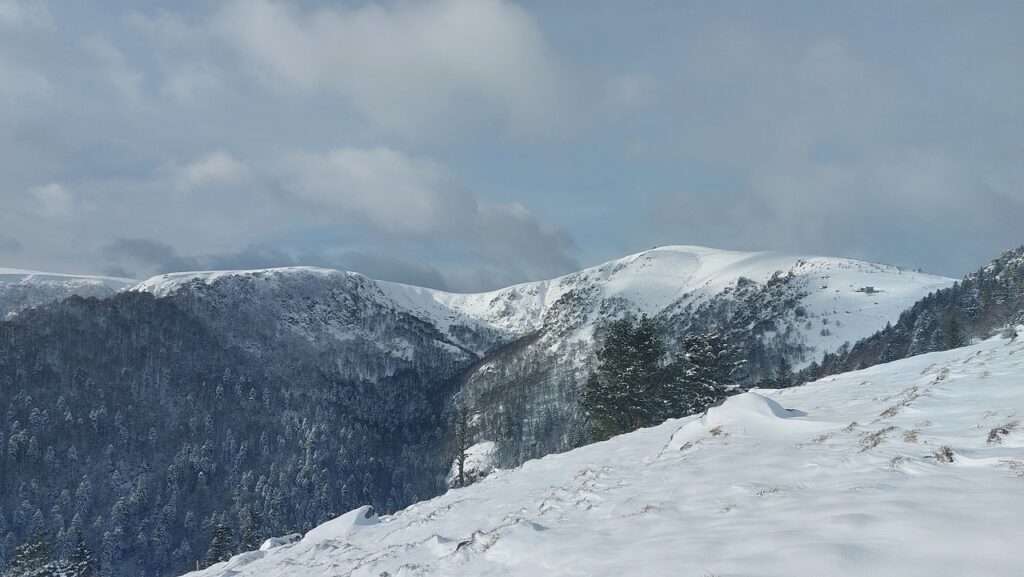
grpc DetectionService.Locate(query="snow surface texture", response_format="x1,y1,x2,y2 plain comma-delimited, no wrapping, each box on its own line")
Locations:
184,332,1024,577
0,268,135,319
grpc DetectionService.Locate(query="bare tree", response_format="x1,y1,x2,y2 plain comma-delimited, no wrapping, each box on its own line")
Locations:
452,403,473,488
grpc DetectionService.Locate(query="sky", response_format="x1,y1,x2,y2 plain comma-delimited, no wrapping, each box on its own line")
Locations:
2,0,1023,292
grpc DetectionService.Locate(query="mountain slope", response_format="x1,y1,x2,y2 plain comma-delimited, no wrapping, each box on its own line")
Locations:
431,246,954,465
805,245,1024,380
186,330,1024,577
382,245,953,360
0,268,135,319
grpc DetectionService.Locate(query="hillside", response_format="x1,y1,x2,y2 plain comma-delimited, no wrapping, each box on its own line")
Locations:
186,330,1024,577
806,245,1024,380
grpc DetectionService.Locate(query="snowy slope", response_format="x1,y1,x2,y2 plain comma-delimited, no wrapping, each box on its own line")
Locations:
184,331,1024,577
383,245,953,364
131,266,507,356
0,267,136,319
132,246,954,365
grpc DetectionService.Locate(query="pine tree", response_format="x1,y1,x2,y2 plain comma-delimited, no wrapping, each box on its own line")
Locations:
662,333,744,417
946,317,966,349
581,316,666,440
67,529,96,577
774,356,793,388
238,508,263,553
204,523,233,567
3,533,51,577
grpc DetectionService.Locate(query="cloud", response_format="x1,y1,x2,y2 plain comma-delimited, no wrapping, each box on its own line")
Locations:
283,147,472,236
177,151,250,189
29,182,74,219
279,146,577,283
651,24,1024,274
103,238,199,273
0,237,21,251
82,35,144,104
209,0,569,136
0,0,53,29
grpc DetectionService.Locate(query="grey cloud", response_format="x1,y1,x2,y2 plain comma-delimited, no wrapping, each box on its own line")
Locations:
649,22,1024,276
103,238,200,274
0,237,22,251
277,146,578,285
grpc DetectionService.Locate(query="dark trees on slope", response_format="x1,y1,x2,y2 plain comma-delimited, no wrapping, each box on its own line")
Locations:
581,316,665,439
1,531,96,577
204,523,234,567
581,316,743,440
0,290,461,577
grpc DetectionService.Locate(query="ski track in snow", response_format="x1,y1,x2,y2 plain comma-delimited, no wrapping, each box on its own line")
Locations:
186,333,1024,577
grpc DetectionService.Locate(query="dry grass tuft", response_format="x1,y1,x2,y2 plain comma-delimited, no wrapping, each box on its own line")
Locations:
931,445,955,463
987,420,1019,445
860,426,898,451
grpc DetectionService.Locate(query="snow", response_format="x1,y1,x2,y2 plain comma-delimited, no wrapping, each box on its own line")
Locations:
130,266,345,298
0,267,135,289
125,246,953,364
446,440,498,487
259,534,301,551
300,506,379,545
380,246,954,363
182,331,1024,577
0,268,137,319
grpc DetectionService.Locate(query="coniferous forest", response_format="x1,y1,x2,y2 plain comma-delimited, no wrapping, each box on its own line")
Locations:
0,291,462,577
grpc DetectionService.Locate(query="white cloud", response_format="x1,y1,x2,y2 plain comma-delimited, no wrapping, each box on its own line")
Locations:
29,182,73,219
0,53,50,99
280,146,577,282
82,35,144,103
0,0,52,29
177,151,250,189
210,0,569,135
284,147,471,236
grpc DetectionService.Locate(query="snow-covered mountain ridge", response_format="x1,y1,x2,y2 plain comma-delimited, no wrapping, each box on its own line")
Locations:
128,245,954,362
0,267,135,319
185,331,1024,577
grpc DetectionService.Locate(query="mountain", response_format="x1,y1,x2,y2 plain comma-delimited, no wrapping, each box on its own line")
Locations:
0,268,135,320
131,247,954,467
0,246,953,576
804,245,1024,380
182,330,1024,577
396,246,954,465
